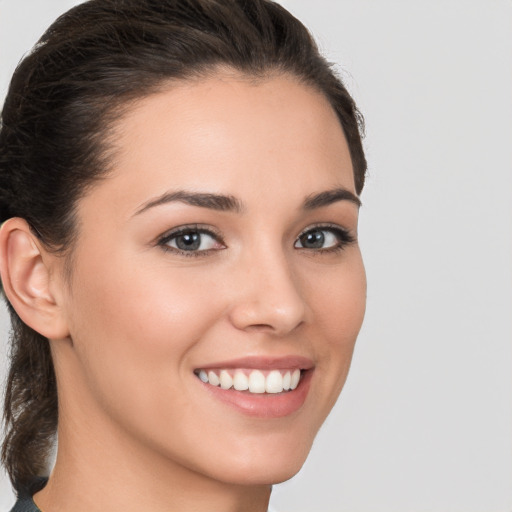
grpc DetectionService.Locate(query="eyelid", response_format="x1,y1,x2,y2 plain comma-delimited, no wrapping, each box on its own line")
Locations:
296,222,354,238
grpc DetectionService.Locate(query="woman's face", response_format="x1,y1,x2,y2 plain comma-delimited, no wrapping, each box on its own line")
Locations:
54,72,366,486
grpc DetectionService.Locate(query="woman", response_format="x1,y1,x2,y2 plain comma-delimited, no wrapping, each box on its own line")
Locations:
0,0,367,510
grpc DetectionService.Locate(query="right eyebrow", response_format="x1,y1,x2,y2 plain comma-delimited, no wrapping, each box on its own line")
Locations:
133,190,245,216
303,188,362,210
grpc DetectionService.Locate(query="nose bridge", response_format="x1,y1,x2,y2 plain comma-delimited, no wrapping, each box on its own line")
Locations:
229,240,306,334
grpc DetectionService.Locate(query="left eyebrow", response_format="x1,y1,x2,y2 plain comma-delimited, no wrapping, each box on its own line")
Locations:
303,188,361,210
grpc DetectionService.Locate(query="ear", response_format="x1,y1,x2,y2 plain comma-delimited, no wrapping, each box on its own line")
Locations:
0,218,70,340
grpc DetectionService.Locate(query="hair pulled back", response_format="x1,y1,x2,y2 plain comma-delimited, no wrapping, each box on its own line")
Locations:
0,0,366,495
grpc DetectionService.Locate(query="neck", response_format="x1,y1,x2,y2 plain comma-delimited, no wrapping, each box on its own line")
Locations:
34,402,271,512
35,434,271,512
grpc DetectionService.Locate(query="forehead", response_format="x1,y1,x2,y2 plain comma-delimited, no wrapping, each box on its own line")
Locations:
85,72,355,218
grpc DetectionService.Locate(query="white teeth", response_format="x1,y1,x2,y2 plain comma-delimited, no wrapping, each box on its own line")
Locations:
290,369,301,390
219,370,233,390
208,371,220,387
248,370,266,394
197,368,303,394
233,371,249,391
265,370,283,394
283,371,291,390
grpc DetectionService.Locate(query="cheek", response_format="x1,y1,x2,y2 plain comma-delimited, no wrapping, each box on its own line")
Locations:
303,251,366,396
307,251,366,344
71,249,224,346
65,253,226,411
63,255,237,470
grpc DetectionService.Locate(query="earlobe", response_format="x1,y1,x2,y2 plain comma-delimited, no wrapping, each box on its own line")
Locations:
0,218,70,340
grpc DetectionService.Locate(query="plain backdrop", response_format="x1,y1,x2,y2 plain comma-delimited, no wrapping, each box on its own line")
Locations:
0,1,511,511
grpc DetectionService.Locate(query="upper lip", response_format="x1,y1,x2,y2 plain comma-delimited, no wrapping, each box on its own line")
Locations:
195,355,314,371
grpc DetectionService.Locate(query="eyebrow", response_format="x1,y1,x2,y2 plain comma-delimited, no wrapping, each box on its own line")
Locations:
303,188,362,209
134,187,360,216
134,190,245,216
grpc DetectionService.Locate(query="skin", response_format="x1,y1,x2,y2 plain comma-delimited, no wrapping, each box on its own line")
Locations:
1,72,366,512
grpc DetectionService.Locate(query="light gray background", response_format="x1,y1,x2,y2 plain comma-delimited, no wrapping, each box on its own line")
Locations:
1,1,511,511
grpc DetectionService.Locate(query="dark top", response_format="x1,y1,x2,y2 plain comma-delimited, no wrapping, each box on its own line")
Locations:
9,478,46,512
9,496,41,512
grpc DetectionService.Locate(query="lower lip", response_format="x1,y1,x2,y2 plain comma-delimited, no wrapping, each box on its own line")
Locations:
197,370,313,418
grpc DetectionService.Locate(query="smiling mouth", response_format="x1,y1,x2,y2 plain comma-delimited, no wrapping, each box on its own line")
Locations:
194,368,302,394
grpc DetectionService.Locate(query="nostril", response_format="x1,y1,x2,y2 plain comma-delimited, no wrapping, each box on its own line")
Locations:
228,299,306,334
245,323,274,331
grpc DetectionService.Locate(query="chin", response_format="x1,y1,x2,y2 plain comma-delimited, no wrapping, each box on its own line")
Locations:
204,439,313,487
218,460,306,487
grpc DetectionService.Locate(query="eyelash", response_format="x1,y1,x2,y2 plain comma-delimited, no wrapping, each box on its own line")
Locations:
157,224,225,258
295,224,356,254
157,223,355,257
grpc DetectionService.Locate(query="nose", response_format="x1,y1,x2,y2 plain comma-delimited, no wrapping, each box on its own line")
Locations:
228,250,307,336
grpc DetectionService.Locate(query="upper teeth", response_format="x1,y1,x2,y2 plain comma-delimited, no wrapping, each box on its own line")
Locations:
197,369,301,394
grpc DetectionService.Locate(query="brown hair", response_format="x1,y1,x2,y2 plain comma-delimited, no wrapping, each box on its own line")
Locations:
0,0,366,495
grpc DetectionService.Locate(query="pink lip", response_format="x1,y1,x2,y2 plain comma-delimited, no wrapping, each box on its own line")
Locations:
195,356,314,419
196,355,314,371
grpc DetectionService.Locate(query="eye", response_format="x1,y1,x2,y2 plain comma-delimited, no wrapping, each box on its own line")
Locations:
158,226,224,255
294,225,355,251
